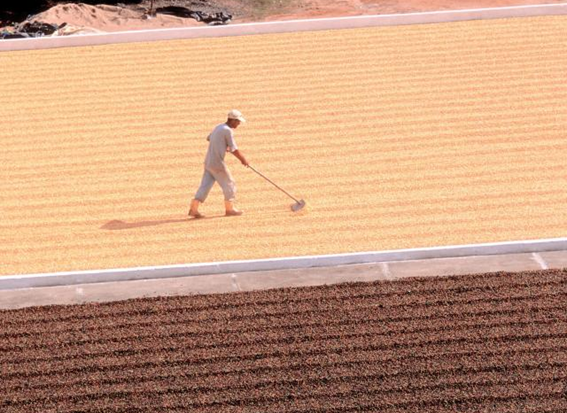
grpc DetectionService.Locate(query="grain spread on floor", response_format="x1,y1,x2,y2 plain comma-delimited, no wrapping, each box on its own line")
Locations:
1,16,566,276
1,269,566,412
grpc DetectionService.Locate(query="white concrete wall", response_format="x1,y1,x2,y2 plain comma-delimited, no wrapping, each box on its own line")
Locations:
2,237,566,290
1,4,567,52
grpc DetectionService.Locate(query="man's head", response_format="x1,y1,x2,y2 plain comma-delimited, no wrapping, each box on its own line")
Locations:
227,109,246,129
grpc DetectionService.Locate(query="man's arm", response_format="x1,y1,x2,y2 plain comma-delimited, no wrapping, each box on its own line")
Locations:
231,149,249,167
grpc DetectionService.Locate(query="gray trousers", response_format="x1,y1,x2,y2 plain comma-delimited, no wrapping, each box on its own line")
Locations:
194,167,236,202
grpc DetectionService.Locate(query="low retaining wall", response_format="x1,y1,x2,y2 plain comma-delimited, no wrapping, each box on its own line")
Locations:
2,237,567,290
1,3,567,52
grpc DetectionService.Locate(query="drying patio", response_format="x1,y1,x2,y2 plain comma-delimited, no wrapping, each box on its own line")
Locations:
1,14,566,278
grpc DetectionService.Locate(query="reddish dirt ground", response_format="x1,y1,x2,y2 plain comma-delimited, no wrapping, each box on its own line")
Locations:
265,0,567,21
1,268,566,411
5,0,566,32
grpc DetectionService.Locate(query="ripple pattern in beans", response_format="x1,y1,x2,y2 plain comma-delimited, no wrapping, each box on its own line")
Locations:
1,268,566,412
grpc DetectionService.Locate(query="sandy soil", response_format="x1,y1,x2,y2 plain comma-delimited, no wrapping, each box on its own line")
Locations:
4,0,565,33
33,3,203,32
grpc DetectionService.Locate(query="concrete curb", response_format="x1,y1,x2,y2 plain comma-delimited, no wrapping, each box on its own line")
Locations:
2,237,567,290
1,3,567,52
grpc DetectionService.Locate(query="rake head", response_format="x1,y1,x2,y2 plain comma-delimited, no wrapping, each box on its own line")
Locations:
291,199,306,212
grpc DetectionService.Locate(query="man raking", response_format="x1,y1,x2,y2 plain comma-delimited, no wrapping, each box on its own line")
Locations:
188,110,249,218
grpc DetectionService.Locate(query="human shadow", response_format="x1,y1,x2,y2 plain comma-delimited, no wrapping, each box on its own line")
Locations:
101,215,224,230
